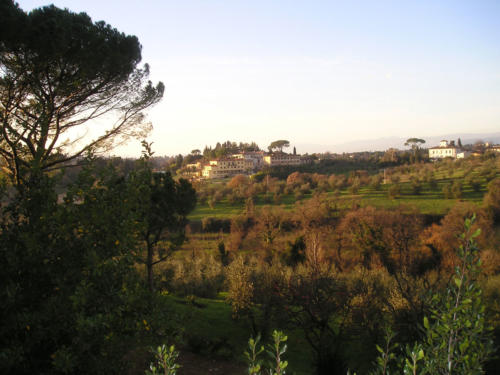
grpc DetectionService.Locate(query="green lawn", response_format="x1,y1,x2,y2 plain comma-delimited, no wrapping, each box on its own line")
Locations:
190,177,489,221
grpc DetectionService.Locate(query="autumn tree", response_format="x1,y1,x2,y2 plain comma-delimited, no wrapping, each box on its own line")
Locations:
0,2,164,183
227,174,250,196
423,202,493,271
294,193,335,268
372,218,494,375
339,207,390,269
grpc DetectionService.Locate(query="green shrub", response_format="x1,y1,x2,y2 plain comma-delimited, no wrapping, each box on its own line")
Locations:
0,165,150,374
145,345,180,375
245,330,288,375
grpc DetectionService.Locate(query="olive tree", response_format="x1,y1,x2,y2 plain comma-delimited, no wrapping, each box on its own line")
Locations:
0,2,164,183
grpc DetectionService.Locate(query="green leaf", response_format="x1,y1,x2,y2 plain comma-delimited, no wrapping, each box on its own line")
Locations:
417,349,424,360
459,341,469,353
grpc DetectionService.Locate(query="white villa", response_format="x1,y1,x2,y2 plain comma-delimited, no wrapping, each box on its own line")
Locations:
201,158,254,179
429,140,460,159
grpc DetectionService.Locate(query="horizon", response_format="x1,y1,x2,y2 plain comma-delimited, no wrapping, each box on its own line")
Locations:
95,131,500,159
18,0,500,158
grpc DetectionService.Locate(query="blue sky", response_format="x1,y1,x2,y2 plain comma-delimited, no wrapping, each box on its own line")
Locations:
18,0,500,155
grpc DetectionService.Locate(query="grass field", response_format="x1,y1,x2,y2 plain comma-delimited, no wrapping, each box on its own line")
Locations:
189,175,491,221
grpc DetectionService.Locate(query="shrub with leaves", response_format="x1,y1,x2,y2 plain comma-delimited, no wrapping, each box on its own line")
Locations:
245,330,288,375
0,162,149,374
370,216,494,375
420,216,494,374
145,344,180,375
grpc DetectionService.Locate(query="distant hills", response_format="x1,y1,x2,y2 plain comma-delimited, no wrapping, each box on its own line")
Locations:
295,132,500,154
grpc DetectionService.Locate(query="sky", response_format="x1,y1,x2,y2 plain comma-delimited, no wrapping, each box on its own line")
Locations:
18,0,500,156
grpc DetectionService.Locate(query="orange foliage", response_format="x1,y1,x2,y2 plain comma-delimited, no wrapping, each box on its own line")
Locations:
227,174,249,189
422,202,493,271
339,206,432,275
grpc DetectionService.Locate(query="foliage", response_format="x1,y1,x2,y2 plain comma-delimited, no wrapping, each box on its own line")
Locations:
166,252,224,298
405,138,426,149
0,2,164,182
246,334,265,375
203,140,260,159
284,235,306,266
411,179,423,195
388,184,401,199
465,175,482,193
423,202,493,272
245,330,288,375
484,178,500,223
130,143,197,291
267,330,289,375
280,263,351,375
0,162,148,374
371,217,494,375
442,183,452,199
348,178,361,194
226,256,255,319
420,217,494,374
145,344,180,375
256,206,285,246
268,140,290,153
201,217,231,232
451,180,463,199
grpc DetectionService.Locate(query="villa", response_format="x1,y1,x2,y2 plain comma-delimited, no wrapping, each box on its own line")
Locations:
429,140,460,159
201,158,254,179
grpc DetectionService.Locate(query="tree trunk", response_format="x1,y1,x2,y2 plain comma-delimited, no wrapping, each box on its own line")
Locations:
147,242,154,292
